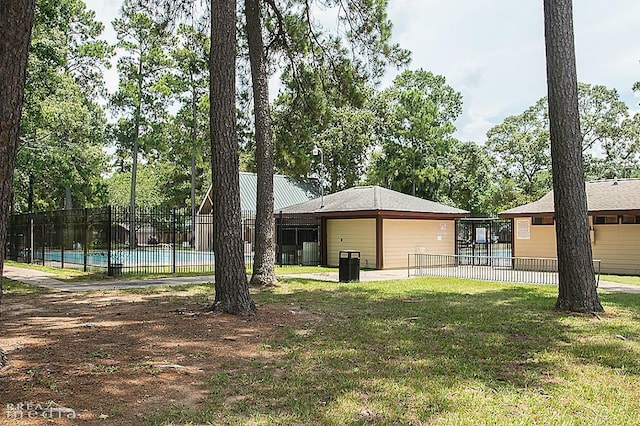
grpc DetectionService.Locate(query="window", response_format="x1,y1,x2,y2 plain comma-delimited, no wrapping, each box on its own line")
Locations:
621,215,640,224
532,216,554,225
594,215,619,224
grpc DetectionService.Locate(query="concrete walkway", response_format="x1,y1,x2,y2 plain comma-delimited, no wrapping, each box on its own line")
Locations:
2,265,216,292
3,264,640,294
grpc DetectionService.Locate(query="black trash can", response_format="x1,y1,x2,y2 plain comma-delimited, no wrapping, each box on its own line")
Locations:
339,250,360,282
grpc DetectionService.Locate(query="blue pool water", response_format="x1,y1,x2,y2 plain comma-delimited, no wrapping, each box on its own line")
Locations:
37,249,217,267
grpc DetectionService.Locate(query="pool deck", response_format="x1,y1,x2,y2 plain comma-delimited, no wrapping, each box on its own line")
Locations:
3,264,640,294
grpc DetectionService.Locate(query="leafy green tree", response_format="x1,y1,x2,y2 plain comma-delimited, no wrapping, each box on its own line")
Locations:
111,0,174,246
271,63,370,188
268,0,410,189
273,84,378,192
105,163,171,208
486,83,640,211
578,83,637,178
15,77,109,211
366,69,463,201
444,140,494,215
14,0,112,212
314,104,378,192
252,0,408,281
168,23,210,215
486,98,551,209
38,0,113,96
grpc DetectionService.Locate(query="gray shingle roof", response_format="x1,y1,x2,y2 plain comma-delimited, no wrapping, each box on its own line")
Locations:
500,179,640,216
277,185,469,215
198,172,316,214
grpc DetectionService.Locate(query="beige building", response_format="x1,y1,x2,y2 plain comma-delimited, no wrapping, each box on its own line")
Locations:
278,186,468,269
499,179,640,275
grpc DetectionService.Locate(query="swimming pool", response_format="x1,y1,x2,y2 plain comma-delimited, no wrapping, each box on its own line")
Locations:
36,248,219,268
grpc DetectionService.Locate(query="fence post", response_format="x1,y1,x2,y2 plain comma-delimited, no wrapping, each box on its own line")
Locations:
29,216,34,264
107,206,112,276
83,208,88,272
407,253,410,277
60,210,65,269
278,211,283,267
171,208,176,274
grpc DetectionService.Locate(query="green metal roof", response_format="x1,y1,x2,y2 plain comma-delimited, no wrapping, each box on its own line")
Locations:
198,172,316,214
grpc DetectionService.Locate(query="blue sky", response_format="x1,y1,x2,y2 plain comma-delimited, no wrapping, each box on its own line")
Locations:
86,0,640,144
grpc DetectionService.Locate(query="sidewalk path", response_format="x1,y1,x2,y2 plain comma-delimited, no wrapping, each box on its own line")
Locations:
3,265,640,294
3,265,215,292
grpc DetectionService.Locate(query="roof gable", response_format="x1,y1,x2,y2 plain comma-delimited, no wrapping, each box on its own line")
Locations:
198,172,316,214
499,179,640,217
278,185,469,216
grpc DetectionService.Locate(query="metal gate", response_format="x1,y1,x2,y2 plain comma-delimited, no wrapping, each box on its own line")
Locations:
275,213,321,266
456,218,512,265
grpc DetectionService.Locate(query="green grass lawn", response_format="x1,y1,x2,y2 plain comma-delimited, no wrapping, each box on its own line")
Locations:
4,259,336,282
145,277,640,425
2,277,50,295
4,260,90,280
601,274,640,286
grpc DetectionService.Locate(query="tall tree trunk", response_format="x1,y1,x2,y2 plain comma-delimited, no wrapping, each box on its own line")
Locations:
0,0,36,365
190,68,197,247
543,0,603,312
246,0,277,287
129,60,143,250
210,0,256,315
27,173,34,211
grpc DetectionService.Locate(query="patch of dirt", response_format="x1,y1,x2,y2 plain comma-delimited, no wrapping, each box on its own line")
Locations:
0,289,321,425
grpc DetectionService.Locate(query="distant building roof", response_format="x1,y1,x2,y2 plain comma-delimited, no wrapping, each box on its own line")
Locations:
198,172,316,215
499,179,640,217
278,185,469,217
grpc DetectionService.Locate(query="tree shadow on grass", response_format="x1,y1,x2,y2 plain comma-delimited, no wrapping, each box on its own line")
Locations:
3,278,639,425
144,282,631,424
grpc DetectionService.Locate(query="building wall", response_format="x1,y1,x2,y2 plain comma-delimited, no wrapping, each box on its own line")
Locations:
592,223,640,275
512,217,557,259
326,218,376,268
195,214,213,251
383,219,456,269
513,216,640,275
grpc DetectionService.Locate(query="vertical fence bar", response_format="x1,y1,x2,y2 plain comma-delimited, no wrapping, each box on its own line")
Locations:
29,216,34,264
278,211,283,267
408,253,572,286
107,206,112,276
60,211,65,269
172,208,176,274
83,208,88,272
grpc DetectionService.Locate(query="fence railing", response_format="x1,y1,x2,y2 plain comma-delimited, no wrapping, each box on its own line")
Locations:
408,253,601,286
5,206,321,276
5,206,218,276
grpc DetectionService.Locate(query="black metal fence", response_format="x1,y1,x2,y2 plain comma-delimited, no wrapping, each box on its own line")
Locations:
456,218,512,262
5,207,322,276
408,253,602,286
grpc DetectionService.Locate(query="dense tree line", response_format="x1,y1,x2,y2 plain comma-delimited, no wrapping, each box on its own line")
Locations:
7,0,639,220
